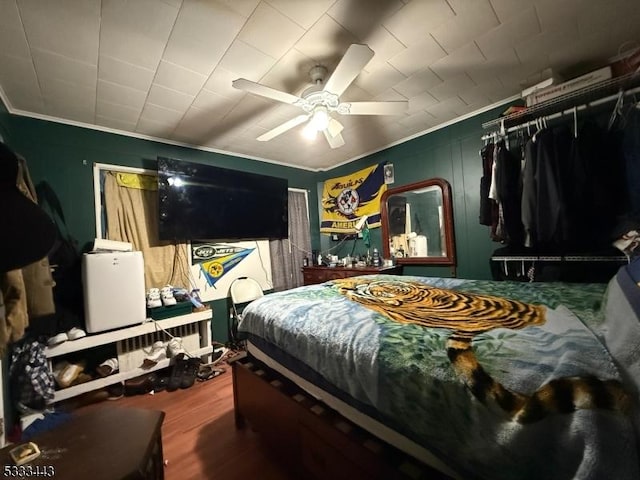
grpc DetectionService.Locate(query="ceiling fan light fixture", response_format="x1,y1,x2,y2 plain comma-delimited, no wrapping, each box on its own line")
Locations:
302,121,318,140
310,106,330,131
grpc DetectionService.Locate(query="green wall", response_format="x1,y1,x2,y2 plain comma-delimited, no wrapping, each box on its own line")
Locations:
318,106,507,280
0,103,507,341
1,114,317,342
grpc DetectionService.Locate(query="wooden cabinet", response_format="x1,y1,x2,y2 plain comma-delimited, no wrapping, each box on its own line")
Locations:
302,265,403,286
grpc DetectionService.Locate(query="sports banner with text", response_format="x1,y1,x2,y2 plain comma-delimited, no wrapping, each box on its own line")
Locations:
320,163,387,234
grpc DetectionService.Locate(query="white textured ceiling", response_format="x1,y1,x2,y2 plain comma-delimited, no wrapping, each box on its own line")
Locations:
0,0,639,171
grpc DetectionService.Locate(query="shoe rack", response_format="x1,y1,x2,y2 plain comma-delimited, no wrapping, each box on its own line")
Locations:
44,309,214,404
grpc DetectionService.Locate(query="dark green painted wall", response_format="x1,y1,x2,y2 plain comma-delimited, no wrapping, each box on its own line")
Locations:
0,103,507,341
0,114,317,342
318,106,507,280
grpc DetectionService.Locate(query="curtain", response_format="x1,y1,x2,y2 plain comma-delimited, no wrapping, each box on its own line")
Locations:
269,190,311,291
103,171,189,290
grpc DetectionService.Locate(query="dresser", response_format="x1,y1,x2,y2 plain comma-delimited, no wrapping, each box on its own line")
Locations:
302,265,403,285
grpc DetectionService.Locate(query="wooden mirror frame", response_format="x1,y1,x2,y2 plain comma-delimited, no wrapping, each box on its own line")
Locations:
380,178,456,266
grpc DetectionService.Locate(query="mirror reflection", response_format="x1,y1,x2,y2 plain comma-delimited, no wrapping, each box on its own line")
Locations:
381,178,456,266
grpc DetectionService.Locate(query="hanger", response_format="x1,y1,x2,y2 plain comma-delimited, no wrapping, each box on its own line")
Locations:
608,89,624,130
573,106,578,138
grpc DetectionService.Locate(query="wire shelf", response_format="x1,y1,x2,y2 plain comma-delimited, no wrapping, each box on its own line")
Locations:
482,71,640,131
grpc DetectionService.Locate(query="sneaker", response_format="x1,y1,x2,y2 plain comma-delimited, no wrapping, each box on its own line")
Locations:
47,332,68,347
67,327,87,340
96,358,119,377
146,288,162,309
166,337,185,358
141,341,167,368
160,285,177,306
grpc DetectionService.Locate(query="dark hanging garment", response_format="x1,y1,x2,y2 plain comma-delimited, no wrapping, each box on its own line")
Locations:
623,108,640,215
535,129,566,248
479,143,495,226
521,138,537,248
496,141,524,246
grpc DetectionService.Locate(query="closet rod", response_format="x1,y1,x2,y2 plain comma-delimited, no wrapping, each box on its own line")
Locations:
481,85,640,141
491,255,628,262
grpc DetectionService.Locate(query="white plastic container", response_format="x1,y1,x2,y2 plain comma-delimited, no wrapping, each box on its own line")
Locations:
82,251,146,333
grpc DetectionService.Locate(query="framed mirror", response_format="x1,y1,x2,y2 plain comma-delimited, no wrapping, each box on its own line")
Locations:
380,178,456,266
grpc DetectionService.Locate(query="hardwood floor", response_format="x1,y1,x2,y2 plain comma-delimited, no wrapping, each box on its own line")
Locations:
77,365,296,480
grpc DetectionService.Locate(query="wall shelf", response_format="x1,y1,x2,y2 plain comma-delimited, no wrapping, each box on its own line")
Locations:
482,71,640,133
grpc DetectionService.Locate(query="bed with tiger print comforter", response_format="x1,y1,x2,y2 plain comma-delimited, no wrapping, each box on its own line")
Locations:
238,272,640,480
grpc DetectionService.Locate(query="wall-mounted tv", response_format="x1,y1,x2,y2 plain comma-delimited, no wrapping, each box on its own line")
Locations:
158,157,288,241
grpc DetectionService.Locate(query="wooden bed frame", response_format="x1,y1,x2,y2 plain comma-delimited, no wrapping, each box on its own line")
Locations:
230,352,453,480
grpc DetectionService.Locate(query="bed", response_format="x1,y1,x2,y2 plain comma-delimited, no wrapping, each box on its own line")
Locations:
233,261,640,480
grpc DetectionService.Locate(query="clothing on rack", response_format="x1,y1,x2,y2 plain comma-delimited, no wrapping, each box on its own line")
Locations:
623,106,640,215
479,143,495,226
481,119,630,254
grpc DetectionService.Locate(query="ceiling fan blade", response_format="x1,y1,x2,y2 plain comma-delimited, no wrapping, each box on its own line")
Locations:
257,115,309,141
232,78,305,106
326,117,344,138
339,101,408,115
323,129,345,149
323,44,375,96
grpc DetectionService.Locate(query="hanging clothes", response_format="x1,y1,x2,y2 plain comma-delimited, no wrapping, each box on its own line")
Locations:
623,107,640,215
495,140,524,247
9,339,55,410
521,138,538,248
479,143,495,226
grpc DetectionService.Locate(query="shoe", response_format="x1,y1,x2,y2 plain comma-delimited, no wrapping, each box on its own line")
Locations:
167,354,188,392
180,357,201,389
124,373,157,396
47,332,68,347
197,365,224,382
70,372,93,386
152,375,169,392
167,337,185,358
160,285,177,306
67,327,86,340
106,382,124,400
146,288,162,309
54,361,85,388
141,341,167,368
96,358,119,377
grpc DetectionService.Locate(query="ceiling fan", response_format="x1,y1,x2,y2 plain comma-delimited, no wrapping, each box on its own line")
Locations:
232,44,408,149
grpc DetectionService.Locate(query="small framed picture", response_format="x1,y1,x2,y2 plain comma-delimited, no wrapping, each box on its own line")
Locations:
384,164,395,184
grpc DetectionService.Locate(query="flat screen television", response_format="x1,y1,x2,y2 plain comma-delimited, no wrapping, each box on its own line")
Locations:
157,157,288,241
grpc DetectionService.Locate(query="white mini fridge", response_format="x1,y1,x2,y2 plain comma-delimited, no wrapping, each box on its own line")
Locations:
82,251,146,333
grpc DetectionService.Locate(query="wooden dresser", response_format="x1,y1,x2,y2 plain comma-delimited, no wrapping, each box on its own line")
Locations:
302,265,403,286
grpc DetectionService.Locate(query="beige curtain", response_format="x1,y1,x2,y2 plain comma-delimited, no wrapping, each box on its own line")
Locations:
104,171,189,290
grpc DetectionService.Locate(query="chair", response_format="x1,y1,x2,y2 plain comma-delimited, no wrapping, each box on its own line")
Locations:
228,277,264,347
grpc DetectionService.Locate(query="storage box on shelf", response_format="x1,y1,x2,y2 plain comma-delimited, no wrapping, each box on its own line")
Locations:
44,309,213,403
